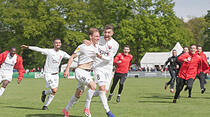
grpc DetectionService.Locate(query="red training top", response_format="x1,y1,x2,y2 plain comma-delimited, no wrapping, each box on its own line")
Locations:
177,51,202,80
199,51,210,74
113,53,133,74
0,50,25,80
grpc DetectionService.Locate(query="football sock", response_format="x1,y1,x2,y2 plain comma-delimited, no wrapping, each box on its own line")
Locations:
45,89,52,95
65,95,78,111
93,90,100,97
44,94,54,106
0,87,5,96
85,89,95,108
99,91,110,113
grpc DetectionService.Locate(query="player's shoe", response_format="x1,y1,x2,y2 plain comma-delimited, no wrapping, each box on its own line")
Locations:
201,88,206,94
164,83,168,90
42,106,48,110
116,96,120,103
107,94,113,101
170,89,174,93
62,108,69,117
172,99,176,103
41,91,46,103
106,111,115,117
84,108,91,117
188,95,191,98
184,87,188,91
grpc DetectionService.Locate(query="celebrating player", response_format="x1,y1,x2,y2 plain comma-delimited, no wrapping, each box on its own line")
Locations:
108,45,133,103
21,38,70,110
0,47,25,96
84,24,119,117
62,28,100,117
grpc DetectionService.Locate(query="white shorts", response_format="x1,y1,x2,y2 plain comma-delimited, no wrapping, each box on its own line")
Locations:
44,73,59,89
75,68,93,91
93,69,113,90
0,71,13,83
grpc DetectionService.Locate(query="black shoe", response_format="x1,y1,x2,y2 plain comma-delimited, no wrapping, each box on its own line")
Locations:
188,95,191,98
172,99,176,103
42,106,48,110
184,87,188,91
201,88,206,94
41,91,46,103
108,94,112,101
116,96,120,103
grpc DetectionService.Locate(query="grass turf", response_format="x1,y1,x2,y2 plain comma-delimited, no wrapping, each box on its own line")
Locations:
0,78,210,117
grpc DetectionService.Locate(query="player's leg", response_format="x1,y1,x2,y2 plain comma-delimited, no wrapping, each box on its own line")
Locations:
0,80,9,96
169,70,176,93
173,78,185,103
198,72,206,94
108,73,120,101
116,73,127,103
186,78,194,98
42,74,59,110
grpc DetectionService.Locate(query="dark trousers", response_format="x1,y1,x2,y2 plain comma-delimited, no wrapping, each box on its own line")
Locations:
166,69,177,89
197,72,207,89
110,73,127,95
174,78,194,99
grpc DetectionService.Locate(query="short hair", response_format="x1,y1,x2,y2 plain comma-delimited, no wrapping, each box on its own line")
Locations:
197,45,202,48
172,49,176,51
183,46,188,49
190,44,197,48
11,47,16,50
89,28,99,36
104,24,114,31
124,45,130,49
53,38,61,43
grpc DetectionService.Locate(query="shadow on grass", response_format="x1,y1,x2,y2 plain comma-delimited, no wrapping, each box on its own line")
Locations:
138,100,172,104
5,106,41,110
25,114,82,117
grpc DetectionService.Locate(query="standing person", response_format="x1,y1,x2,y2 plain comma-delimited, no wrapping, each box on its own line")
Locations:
162,50,179,93
84,24,119,117
0,47,25,96
173,44,202,103
107,45,132,103
197,46,209,94
62,28,100,117
21,38,70,110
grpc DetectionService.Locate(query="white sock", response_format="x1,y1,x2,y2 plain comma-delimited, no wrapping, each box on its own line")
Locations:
65,95,78,111
85,89,95,108
93,90,100,97
99,91,110,113
117,94,121,97
45,89,52,95
44,94,54,106
0,87,5,96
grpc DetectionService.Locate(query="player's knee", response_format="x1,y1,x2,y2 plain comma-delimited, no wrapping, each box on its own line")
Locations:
2,81,9,88
89,82,96,90
99,86,106,91
51,88,57,94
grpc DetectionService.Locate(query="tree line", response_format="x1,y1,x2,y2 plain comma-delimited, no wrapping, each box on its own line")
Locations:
0,0,209,68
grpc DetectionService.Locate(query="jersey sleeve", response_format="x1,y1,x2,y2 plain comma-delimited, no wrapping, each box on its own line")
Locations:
113,53,121,65
101,42,119,61
29,46,49,55
63,52,70,59
74,44,83,56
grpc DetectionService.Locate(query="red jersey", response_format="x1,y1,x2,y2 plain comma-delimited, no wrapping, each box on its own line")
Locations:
198,51,209,74
177,52,202,80
113,53,133,74
0,51,25,80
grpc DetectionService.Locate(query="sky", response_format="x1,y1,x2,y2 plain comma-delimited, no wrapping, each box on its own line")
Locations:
173,0,210,22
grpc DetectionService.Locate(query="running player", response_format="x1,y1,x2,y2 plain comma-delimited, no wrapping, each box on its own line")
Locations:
62,28,100,117
84,24,119,117
0,47,25,96
21,38,70,110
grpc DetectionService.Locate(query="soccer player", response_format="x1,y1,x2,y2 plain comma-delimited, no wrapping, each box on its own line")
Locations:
162,50,179,93
0,47,25,96
197,46,209,94
173,44,202,103
62,28,100,117
84,24,119,117
21,38,70,110
108,45,133,103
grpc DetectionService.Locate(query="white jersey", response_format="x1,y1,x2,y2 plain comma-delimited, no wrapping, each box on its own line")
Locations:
93,36,119,71
0,53,17,73
74,44,98,65
29,46,70,74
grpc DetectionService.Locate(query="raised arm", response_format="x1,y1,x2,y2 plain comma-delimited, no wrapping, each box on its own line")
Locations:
21,45,49,55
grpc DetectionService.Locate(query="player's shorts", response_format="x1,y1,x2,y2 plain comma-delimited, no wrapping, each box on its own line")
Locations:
93,69,113,90
0,70,13,83
44,73,59,89
75,68,93,91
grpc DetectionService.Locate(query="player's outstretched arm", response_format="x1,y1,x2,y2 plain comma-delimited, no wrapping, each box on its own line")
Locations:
64,53,77,78
21,45,49,55
21,45,29,49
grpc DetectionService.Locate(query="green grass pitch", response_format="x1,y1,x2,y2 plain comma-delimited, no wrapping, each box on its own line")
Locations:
1,78,210,117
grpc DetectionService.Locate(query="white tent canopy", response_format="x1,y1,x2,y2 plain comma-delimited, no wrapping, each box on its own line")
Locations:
140,42,183,68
